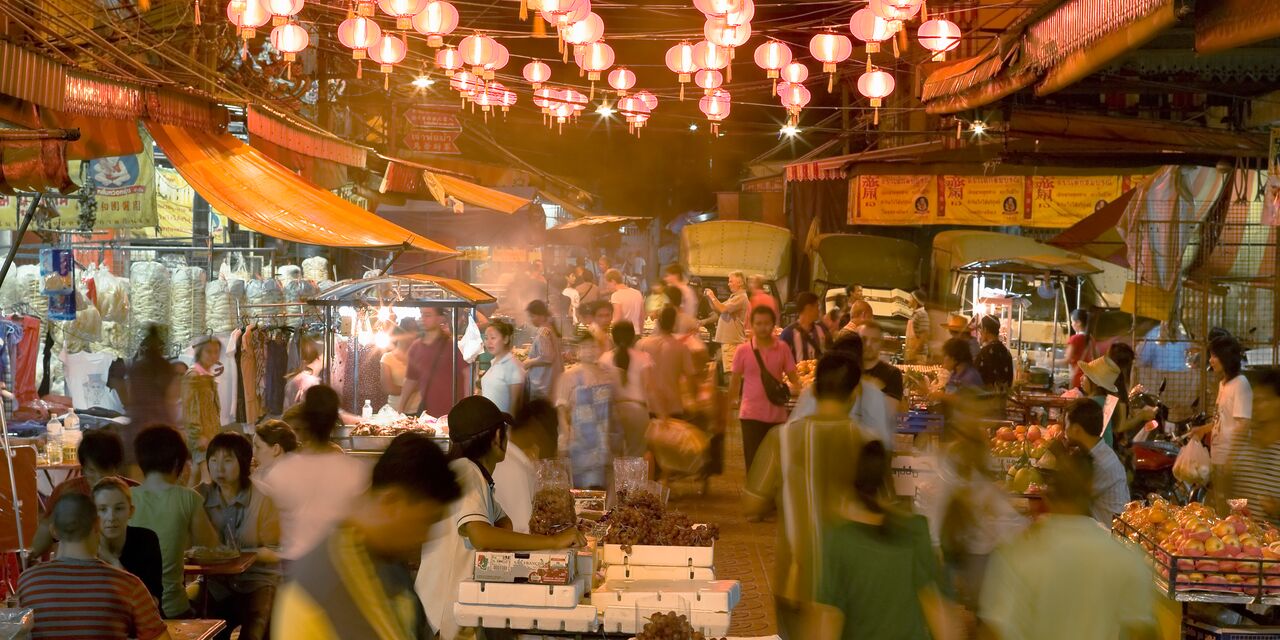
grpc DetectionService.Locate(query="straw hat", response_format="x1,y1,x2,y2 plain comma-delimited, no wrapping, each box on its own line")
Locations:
1080,356,1120,393
941,315,969,332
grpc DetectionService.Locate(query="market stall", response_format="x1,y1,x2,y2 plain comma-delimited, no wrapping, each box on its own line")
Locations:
306,274,495,452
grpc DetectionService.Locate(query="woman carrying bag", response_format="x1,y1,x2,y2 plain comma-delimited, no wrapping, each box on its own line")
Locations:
729,305,799,471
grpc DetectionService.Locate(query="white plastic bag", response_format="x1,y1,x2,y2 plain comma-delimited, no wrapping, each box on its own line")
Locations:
1173,438,1211,486
457,316,484,363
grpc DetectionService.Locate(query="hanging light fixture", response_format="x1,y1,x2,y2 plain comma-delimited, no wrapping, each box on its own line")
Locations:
778,81,811,126
459,33,498,74
870,0,922,26
692,0,743,18
269,22,309,60
562,11,604,59
694,69,723,94
228,0,270,41
809,31,852,92
704,16,751,54
377,0,427,30
482,41,508,79
698,88,731,135
337,15,381,60
368,32,407,88
265,0,302,26
692,40,730,70
753,40,792,92
608,67,636,95
435,45,462,76
665,41,698,100
849,8,893,55
857,68,895,124
635,89,658,112
523,59,552,88
411,0,459,47
918,18,961,61
576,40,614,98
780,61,809,85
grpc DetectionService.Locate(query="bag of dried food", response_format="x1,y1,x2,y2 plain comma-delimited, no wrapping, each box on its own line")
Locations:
529,458,576,535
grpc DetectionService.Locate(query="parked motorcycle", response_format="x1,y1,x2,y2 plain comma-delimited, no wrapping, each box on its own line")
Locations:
1128,381,1209,504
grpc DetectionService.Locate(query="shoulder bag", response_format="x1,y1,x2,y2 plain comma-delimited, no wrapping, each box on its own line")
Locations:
752,340,791,407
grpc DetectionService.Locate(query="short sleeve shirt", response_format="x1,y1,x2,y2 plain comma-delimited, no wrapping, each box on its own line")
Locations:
714,292,749,345
1213,375,1253,465
610,287,645,330
975,341,1015,389
416,459,506,640
480,353,525,414
733,340,796,424
406,336,469,418
129,483,206,617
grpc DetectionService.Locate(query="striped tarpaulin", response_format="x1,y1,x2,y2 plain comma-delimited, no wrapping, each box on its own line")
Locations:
248,106,367,169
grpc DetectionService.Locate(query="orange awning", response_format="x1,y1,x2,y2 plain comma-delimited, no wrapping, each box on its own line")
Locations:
423,171,532,215
146,121,455,254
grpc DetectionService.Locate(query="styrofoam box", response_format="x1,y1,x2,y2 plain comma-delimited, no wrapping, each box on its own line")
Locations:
452,603,598,633
602,543,714,567
604,564,716,581
602,605,730,637
591,580,741,613
457,576,588,609
576,551,593,578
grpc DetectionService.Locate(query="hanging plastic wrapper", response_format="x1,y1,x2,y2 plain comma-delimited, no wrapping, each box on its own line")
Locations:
40,249,76,321
530,458,576,535
457,314,484,363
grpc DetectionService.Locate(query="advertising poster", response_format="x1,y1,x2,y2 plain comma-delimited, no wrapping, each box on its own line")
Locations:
1028,175,1124,227
850,175,938,225
940,175,1025,225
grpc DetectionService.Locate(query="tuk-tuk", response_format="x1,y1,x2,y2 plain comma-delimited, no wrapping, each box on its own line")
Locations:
813,233,923,337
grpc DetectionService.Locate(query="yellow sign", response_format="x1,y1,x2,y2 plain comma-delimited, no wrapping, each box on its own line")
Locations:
940,175,1025,226
850,175,937,224
1028,175,1124,227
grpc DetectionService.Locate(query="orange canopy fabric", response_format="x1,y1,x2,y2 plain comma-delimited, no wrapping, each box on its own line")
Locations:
424,171,532,215
146,121,455,254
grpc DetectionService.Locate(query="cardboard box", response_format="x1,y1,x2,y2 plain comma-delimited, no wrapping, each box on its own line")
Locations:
602,605,730,636
602,543,714,568
591,580,741,612
474,550,576,585
453,602,598,633
457,576,588,608
603,564,716,581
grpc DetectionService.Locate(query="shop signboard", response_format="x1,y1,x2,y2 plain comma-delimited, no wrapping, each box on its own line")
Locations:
850,175,937,225
404,106,462,131
1027,175,1124,227
0,138,157,230
403,102,463,156
403,129,462,155
939,175,1025,225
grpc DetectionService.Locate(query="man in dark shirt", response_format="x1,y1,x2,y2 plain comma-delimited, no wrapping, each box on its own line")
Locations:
779,292,830,363
398,308,469,418
857,321,904,403
974,315,1015,390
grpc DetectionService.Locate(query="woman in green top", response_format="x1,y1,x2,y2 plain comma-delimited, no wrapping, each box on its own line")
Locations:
816,440,957,640
130,425,220,617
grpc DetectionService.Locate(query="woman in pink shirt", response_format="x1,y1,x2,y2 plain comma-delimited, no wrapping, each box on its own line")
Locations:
731,305,800,471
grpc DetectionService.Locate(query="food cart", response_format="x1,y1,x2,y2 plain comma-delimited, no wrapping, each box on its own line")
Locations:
307,274,495,452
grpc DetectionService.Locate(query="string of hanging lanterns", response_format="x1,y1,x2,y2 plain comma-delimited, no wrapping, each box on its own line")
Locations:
218,0,961,135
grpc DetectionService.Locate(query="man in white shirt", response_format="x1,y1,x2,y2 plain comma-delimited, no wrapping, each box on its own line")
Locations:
417,397,584,640
492,400,558,533
663,263,699,322
605,268,645,330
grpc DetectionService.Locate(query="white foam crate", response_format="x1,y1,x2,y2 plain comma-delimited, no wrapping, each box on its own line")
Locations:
602,543,714,567
457,576,588,608
452,603,598,633
602,605,731,637
591,580,741,612
603,564,716,581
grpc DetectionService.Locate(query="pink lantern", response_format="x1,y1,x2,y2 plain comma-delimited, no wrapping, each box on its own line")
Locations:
578,40,614,98
337,16,381,59
502,90,517,112
450,69,479,97
778,81,811,125
608,67,636,95
563,12,604,48
533,86,555,114
228,0,270,40
265,0,302,26
377,0,427,30
918,19,961,61
523,60,551,88
857,69,895,124
269,22,309,60
753,40,792,79
460,33,498,72
566,89,589,119
694,69,723,94
412,1,459,47
665,42,697,99
870,0,921,23
368,33,407,74
698,88,731,134
704,16,751,51
809,31,852,91
849,8,893,54
541,0,589,30
617,95,650,135
483,42,509,79
692,0,742,18
692,40,729,70
435,46,462,75
781,61,809,84
635,89,658,111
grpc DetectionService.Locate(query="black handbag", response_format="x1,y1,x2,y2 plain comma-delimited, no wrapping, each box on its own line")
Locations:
752,341,791,407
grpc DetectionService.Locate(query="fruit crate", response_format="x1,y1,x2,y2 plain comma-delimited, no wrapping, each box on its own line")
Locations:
1184,619,1280,639
1112,518,1278,603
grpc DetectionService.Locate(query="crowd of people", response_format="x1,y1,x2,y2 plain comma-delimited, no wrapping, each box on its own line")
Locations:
21,250,1280,640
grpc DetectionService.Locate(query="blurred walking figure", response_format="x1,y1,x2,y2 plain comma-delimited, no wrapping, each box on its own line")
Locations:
730,306,798,470
556,331,617,489
522,300,562,401
601,322,654,458
979,446,1157,640
905,290,931,364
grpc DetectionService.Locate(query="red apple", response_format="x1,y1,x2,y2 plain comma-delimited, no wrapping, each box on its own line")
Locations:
1213,522,1235,539
1027,426,1042,442
1180,539,1207,557
1218,560,1237,573
1205,536,1226,556
1227,515,1250,536
1197,560,1220,572
1178,558,1197,571
1187,521,1213,542
1222,534,1242,556
1265,576,1280,594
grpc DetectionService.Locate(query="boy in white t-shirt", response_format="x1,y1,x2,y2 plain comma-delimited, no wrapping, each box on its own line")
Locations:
416,397,584,640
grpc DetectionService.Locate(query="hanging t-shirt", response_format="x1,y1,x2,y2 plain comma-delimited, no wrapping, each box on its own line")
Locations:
61,351,123,412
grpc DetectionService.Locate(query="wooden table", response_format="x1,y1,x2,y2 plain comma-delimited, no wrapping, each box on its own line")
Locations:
184,552,257,616
165,619,227,640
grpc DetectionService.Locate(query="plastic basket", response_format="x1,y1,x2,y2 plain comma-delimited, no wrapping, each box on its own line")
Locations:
897,411,943,434
1184,620,1280,639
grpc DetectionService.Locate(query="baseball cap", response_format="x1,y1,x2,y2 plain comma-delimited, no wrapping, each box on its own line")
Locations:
447,396,514,444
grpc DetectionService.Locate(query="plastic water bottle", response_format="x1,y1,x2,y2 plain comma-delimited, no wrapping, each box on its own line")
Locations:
45,418,63,465
362,399,373,421
62,416,82,465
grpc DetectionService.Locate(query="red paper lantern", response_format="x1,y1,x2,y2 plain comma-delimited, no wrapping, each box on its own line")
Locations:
778,81,811,125
523,59,551,88
377,0,427,30
460,33,498,72
692,0,742,18
704,16,751,50
692,40,729,70
269,22,309,61
450,69,479,96
694,69,723,94
265,0,302,26
411,1,459,48
698,88,731,134
578,40,614,83
753,40,792,79
870,0,921,23
608,67,636,95
857,69,895,124
850,8,893,54
337,15,381,59
435,46,462,75
809,31,852,91
563,12,604,48
228,0,270,39
780,61,809,84
635,89,658,111
918,19,961,61
368,33,407,73
483,42,509,79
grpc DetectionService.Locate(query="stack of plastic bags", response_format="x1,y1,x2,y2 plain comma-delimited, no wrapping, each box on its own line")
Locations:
170,266,208,354
129,261,171,354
